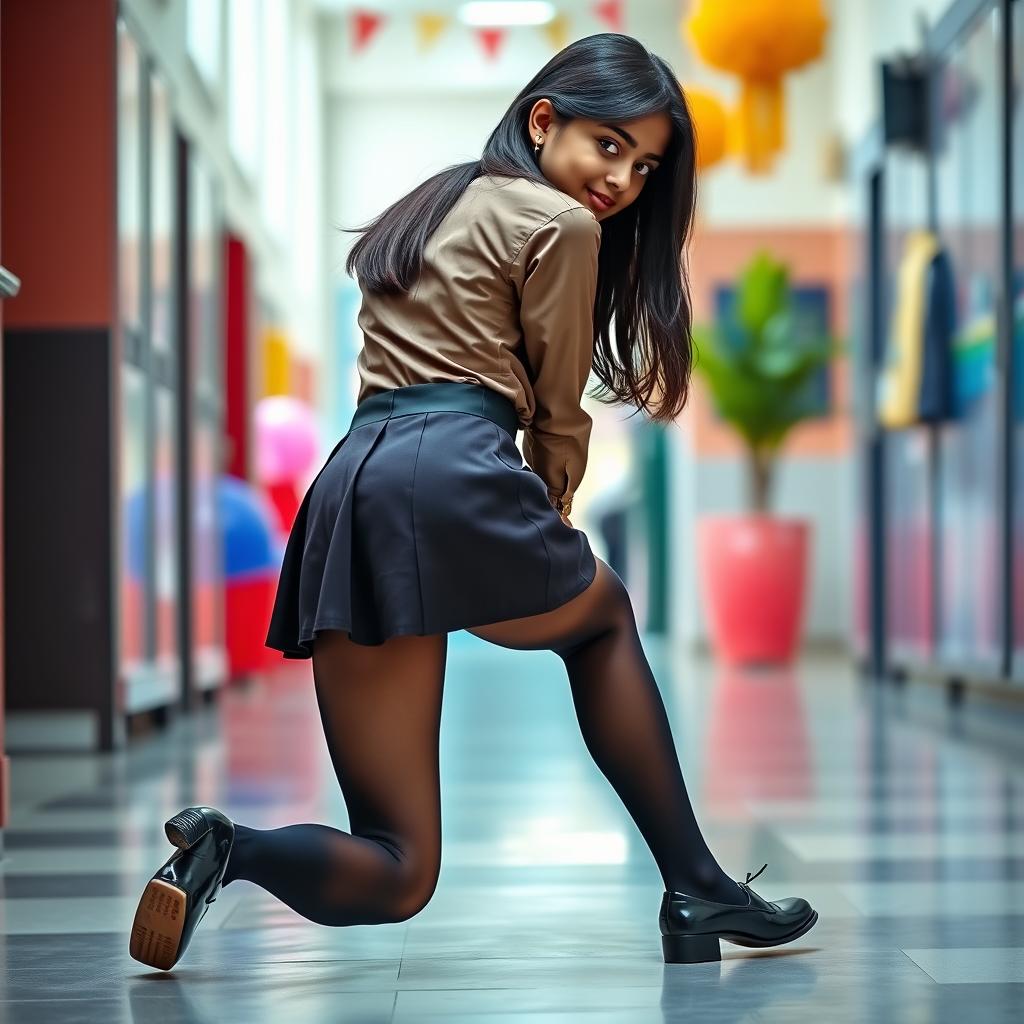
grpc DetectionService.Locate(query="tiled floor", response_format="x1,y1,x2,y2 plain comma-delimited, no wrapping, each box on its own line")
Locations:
2,634,1023,1022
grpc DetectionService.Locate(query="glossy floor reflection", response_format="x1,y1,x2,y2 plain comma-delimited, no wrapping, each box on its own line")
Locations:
2,634,1023,1022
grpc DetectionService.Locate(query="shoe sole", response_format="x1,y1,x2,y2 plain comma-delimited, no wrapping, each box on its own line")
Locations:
662,910,818,964
722,909,819,949
129,878,187,971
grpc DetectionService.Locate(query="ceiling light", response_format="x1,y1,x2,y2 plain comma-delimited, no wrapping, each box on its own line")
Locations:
458,2,557,27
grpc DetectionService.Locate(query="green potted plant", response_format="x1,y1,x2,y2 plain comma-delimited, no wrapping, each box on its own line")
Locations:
691,249,846,665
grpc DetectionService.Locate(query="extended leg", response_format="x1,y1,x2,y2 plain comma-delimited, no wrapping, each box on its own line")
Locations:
221,630,448,925
468,558,745,904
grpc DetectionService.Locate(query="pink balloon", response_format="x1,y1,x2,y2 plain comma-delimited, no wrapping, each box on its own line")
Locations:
254,396,319,485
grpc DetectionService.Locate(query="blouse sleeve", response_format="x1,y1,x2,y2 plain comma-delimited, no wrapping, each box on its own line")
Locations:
508,207,600,515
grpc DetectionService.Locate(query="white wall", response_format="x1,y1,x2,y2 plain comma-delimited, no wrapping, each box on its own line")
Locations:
323,89,516,434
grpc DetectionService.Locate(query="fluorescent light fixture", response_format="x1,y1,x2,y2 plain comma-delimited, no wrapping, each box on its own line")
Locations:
458,2,557,27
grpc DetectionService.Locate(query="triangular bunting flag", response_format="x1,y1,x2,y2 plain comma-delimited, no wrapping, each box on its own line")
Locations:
474,26,507,62
414,13,449,53
541,13,570,51
592,0,624,31
352,8,386,54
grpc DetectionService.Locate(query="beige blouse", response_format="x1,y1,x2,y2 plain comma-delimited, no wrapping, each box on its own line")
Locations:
355,172,602,514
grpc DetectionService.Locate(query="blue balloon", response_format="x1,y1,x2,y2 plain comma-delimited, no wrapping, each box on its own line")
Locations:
217,475,281,578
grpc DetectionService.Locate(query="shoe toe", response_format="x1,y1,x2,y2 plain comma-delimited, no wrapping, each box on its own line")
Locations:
772,896,814,924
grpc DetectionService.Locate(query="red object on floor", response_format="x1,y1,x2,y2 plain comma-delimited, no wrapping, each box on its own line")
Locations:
225,572,278,678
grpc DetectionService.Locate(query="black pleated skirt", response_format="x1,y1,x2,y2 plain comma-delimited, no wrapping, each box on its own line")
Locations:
265,381,598,655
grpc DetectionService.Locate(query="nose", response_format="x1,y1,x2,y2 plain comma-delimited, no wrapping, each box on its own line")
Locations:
607,165,630,192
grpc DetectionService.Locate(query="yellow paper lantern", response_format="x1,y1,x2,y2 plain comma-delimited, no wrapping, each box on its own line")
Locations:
685,0,829,173
682,85,728,171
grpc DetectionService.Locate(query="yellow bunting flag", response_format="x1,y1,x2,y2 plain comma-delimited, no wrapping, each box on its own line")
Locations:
414,13,449,53
541,13,570,52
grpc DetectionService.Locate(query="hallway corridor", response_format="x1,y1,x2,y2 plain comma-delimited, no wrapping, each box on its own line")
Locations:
2,636,1022,1021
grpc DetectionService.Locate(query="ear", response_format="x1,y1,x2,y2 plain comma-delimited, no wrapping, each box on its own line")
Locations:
530,98,554,135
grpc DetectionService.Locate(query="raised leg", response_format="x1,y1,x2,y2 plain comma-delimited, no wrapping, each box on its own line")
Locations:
468,558,745,904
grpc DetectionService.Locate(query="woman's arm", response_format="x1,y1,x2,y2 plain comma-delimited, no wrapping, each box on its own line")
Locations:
509,206,601,519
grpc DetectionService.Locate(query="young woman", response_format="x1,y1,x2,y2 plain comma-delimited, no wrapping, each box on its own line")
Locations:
130,32,817,972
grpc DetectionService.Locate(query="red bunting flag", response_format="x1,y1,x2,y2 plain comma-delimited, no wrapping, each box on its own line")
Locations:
591,0,623,31
351,8,386,54
473,26,507,62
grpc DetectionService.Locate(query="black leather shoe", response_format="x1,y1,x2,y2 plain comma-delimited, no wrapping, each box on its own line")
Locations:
659,863,818,964
129,806,235,971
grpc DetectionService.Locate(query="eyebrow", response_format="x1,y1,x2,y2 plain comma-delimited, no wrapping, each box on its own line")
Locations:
598,123,664,163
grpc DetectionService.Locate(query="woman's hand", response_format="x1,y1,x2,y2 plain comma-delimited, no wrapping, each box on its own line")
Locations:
548,493,573,528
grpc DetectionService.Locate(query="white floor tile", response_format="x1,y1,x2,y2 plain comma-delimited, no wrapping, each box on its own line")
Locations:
902,947,1024,984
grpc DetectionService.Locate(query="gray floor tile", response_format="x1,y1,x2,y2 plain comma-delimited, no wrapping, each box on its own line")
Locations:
3,644,1023,1024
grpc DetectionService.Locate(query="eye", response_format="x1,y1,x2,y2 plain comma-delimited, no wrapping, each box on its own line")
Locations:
597,138,651,176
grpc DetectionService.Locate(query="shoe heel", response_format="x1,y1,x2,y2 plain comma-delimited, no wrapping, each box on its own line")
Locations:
165,808,212,850
662,932,721,964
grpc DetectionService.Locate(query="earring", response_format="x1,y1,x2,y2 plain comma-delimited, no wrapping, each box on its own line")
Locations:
534,134,543,157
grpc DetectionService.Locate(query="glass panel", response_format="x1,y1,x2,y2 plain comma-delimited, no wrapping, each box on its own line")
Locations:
186,0,222,95
150,71,174,357
933,6,1002,668
117,21,142,334
848,171,872,659
154,384,179,671
120,363,149,675
1011,1,1024,679
117,20,148,674
190,156,222,395
882,150,933,661
149,66,179,677
188,150,225,671
193,420,223,660
227,0,262,180
260,0,289,243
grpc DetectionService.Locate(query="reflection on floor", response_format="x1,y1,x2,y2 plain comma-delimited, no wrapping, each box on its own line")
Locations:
2,634,1023,1022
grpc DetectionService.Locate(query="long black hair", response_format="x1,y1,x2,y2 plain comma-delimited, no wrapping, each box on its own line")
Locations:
342,33,698,423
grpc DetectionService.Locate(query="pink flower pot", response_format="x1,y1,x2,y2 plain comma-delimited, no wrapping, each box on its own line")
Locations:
697,515,810,666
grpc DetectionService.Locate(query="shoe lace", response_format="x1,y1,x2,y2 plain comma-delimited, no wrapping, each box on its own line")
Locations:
739,862,768,888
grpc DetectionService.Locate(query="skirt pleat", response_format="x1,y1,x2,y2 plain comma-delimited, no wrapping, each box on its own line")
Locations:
265,402,597,656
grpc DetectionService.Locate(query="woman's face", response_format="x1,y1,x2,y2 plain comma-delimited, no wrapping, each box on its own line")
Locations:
528,102,672,222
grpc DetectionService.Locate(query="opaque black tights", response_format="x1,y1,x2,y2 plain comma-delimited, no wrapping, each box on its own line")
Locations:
220,557,747,924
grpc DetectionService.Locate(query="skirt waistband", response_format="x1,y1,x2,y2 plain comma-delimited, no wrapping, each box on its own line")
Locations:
349,382,520,439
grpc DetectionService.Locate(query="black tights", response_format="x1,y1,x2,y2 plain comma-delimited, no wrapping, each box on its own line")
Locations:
221,558,746,924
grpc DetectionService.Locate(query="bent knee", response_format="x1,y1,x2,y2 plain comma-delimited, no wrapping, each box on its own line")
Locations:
317,873,438,927
387,871,439,922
